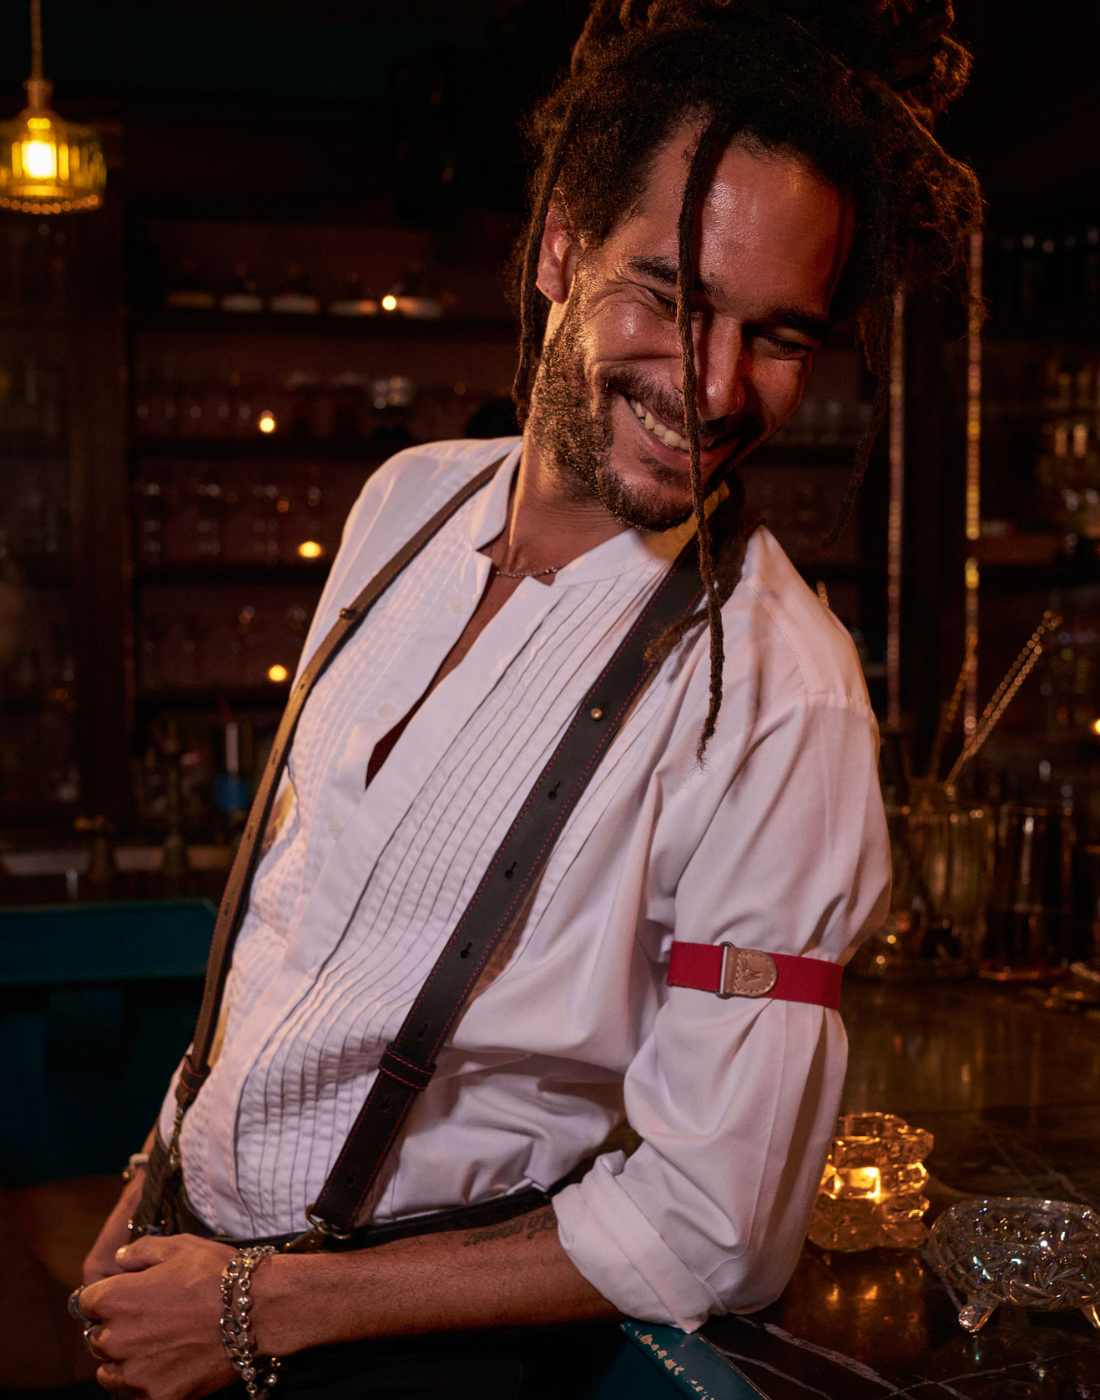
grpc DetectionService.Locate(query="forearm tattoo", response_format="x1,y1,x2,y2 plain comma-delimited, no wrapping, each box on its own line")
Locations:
460,1205,559,1248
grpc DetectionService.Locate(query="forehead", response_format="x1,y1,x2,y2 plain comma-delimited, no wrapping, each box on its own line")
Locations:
605,129,853,313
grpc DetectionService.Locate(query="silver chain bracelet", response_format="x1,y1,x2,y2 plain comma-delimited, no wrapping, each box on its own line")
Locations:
219,1246,281,1400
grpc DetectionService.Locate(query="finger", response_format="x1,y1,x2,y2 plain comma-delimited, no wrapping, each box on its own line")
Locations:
76,1279,105,1322
87,1323,118,1363
96,1362,131,1394
113,1233,177,1271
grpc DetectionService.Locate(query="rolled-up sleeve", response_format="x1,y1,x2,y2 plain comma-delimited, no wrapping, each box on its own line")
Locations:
553,687,890,1330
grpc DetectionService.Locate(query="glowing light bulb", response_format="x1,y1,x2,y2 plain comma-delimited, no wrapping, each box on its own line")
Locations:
1092,718,1100,737
267,664,289,683
297,540,324,560
24,138,56,179
258,411,276,434
381,294,398,312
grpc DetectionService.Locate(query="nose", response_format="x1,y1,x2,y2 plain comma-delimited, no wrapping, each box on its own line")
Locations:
696,319,748,425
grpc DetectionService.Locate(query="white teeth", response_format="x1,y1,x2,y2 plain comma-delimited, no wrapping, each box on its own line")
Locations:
629,396,687,452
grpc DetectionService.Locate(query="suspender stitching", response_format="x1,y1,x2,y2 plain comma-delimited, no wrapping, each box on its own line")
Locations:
383,1046,432,1076
377,1065,432,1093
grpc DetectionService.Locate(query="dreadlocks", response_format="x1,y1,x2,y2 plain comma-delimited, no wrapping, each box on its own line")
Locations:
511,0,981,757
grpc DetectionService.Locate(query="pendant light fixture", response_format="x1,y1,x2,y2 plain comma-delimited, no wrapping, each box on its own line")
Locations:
0,0,106,214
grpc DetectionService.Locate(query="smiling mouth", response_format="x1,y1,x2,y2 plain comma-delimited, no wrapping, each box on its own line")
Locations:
627,395,690,453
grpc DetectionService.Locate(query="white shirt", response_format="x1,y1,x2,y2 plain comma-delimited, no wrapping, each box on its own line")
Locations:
161,436,890,1332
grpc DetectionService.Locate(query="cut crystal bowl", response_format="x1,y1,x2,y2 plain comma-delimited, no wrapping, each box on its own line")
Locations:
928,1196,1100,1333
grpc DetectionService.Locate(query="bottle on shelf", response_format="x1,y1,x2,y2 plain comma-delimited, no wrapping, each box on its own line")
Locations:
370,375,416,453
134,478,165,569
227,370,255,438
195,471,226,560
220,264,264,314
165,256,217,311
329,271,378,318
987,221,1100,324
282,467,328,564
330,371,368,441
285,369,320,439
143,359,180,437
249,478,282,565
215,717,251,814
269,265,320,316
1086,226,1100,307
380,264,443,320
176,376,208,439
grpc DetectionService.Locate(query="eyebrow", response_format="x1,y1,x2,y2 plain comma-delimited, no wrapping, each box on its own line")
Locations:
625,254,831,342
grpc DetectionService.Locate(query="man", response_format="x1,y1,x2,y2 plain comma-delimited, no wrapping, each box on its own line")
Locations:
79,4,979,1396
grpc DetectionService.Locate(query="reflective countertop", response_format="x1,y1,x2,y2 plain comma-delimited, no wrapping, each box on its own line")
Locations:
704,976,1100,1398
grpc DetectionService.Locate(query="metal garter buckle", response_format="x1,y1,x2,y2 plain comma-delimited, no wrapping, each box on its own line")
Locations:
718,942,778,999
283,1204,357,1253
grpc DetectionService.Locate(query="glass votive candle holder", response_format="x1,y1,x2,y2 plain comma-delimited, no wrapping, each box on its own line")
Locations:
928,1196,1100,1333
807,1112,933,1252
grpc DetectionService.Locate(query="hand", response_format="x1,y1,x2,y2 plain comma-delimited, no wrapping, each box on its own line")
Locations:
80,1234,240,1400
83,1172,147,1285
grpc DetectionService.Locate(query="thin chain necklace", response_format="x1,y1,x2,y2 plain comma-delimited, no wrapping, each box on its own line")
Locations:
491,561,563,580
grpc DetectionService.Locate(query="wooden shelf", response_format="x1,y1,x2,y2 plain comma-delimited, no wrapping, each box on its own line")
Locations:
971,534,1061,567
129,436,387,463
984,313,1100,347
0,441,69,459
795,563,887,584
971,534,1100,584
135,686,291,711
748,443,861,468
127,438,860,468
134,562,330,586
130,307,517,343
9,558,72,589
0,699,53,716
975,558,1100,589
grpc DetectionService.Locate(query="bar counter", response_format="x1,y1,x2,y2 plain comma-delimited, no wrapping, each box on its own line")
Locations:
704,976,1100,1397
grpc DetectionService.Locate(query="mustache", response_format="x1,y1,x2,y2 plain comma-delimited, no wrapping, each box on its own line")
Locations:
601,369,765,453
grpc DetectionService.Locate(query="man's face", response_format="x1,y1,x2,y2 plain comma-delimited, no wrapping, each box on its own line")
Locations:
529,129,854,531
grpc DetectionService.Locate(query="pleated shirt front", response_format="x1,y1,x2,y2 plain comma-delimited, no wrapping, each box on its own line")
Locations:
163,435,890,1330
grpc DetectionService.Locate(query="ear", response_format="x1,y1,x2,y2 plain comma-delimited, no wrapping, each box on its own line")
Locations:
536,196,581,305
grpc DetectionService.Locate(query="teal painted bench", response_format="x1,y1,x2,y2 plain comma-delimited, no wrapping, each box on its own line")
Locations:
0,899,215,1185
584,1324,768,1399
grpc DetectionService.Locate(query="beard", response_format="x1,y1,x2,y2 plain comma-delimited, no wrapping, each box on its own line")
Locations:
526,299,764,533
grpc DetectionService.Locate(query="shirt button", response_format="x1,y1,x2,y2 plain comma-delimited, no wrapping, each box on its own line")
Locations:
328,819,344,839
377,702,396,721
448,594,468,614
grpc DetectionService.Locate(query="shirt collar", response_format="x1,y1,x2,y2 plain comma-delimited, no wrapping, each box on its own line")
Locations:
464,438,727,586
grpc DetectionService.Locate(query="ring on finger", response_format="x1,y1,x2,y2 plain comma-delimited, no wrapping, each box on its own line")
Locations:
68,1285,97,1326
83,1322,111,1363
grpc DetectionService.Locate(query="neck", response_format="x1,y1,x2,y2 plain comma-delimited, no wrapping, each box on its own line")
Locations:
484,425,628,575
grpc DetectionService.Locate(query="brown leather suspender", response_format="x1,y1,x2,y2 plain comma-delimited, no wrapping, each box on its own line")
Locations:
137,456,709,1249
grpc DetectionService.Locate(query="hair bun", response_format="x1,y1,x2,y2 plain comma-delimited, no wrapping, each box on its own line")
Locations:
571,0,971,129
